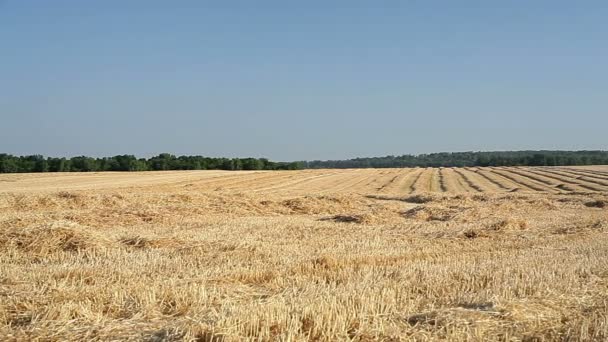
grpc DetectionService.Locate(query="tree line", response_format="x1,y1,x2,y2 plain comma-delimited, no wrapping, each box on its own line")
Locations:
0,153,303,173
1,151,607,173
304,151,608,168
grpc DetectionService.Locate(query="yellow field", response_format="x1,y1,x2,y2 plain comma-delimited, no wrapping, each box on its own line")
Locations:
1,167,608,340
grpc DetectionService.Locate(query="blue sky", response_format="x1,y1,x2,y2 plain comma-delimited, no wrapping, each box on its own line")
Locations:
1,1,606,160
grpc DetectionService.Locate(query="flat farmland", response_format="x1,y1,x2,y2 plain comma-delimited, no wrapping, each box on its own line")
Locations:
3,166,608,195
1,167,608,340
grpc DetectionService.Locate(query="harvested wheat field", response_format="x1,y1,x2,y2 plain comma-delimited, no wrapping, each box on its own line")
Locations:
1,166,608,341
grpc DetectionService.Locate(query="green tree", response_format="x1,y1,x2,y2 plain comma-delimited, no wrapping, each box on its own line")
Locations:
0,154,19,173
70,156,98,172
149,153,176,170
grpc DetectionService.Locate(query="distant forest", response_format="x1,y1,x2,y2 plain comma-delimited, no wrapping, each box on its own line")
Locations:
0,151,607,173
305,151,608,169
0,154,303,173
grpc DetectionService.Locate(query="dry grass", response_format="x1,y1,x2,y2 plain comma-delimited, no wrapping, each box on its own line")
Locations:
1,167,608,341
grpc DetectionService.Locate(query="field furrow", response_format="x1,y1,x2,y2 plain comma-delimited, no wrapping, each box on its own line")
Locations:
411,168,433,193
572,175,608,188
461,168,506,192
357,170,395,193
437,168,449,192
429,168,443,192
320,169,383,194
376,169,414,195
483,168,547,192
280,170,367,194
564,167,608,177
541,168,608,188
405,168,425,193
206,171,302,191
297,169,362,194
500,167,579,192
504,167,560,186
439,168,469,193
452,168,485,192
466,167,512,191
522,168,606,192
493,168,563,193
474,168,526,191
556,168,608,182
254,171,343,193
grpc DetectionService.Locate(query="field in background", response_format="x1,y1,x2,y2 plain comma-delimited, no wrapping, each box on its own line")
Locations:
1,167,608,340
4,166,608,194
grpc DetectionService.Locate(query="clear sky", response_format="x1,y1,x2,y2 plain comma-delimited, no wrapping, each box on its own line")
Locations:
1,1,606,161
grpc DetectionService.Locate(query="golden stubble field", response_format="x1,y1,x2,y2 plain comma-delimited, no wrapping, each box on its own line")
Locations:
1,166,608,341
